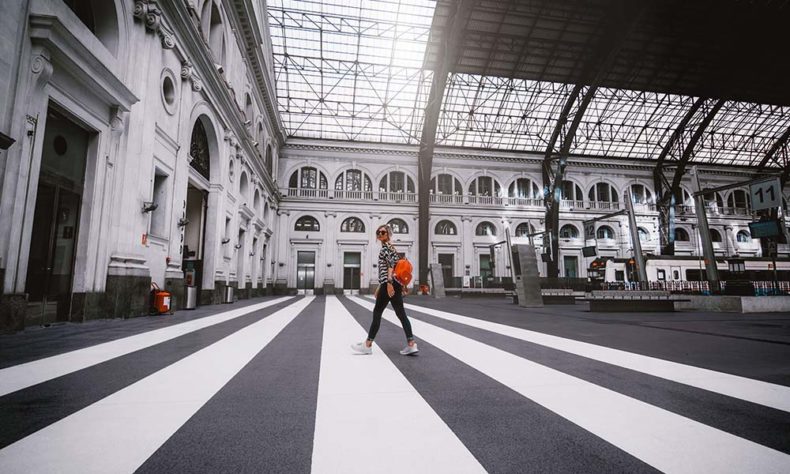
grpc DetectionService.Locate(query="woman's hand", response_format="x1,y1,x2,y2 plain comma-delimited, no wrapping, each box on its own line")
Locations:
387,282,395,297
374,285,379,298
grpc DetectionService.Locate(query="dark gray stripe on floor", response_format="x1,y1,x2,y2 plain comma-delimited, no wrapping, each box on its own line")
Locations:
0,298,299,449
338,296,657,474
0,298,283,369
399,302,790,455
398,297,790,386
137,297,324,474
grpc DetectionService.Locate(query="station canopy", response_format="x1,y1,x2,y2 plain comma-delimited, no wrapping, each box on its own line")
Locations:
268,0,790,168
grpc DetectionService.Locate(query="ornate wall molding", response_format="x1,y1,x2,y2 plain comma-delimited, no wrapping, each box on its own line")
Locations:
133,0,176,49
180,60,203,92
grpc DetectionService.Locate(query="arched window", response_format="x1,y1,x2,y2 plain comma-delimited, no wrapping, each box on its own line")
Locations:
703,192,724,212
288,167,327,190
245,94,253,123
515,222,534,237
560,224,579,239
596,225,615,240
727,190,750,210
435,220,457,235
674,228,690,241
253,189,261,213
673,187,693,206
430,174,462,195
560,181,583,201
475,221,497,236
389,218,408,234
379,171,415,193
340,217,365,233
189,119,210,180
629,184,654,204
710,229,723,242
468,176,501,197
62,0,119,55
736,230,751,243
335,169,372,192
638,227,650,242
265,145,273,177
205,2,225,65
508,178,540,199
294,215,320,232
239,171,249,201
588,183,619,203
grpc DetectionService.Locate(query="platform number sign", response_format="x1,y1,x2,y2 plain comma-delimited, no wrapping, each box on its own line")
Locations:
584,223,595,240
749,178,781,211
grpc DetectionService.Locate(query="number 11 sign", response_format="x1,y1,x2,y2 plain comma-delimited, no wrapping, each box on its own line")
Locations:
749,178,781,211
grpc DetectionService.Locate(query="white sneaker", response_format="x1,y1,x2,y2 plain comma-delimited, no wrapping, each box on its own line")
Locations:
400,342,419,356
351,341,372,355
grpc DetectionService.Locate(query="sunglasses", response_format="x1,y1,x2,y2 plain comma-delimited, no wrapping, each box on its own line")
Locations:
376,230,388,235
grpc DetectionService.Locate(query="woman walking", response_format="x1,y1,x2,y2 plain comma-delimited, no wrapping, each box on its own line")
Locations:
351,224,419,356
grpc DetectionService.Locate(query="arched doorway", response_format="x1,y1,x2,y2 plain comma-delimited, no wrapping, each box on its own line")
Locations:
182,116,214,306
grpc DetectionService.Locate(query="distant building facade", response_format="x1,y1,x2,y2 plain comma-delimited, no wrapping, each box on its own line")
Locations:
276,139,783,293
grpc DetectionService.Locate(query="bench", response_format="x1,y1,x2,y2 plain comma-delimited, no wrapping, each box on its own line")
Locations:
541,288,576,304
585,290,688,312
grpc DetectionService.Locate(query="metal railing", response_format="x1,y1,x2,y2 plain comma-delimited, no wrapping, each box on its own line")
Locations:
280,188,751,215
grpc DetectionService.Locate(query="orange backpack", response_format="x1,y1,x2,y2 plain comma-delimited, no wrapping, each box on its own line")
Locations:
393,257,413,287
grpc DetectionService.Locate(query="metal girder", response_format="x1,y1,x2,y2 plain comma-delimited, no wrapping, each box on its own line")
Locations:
542,0,646,278
416,0,475,288
652,98,724,254
542,84,593,278
755,126,790,187
670,99,725,193
652,97,706,253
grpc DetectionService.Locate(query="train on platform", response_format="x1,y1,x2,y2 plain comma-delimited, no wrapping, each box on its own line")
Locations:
587,255,790,294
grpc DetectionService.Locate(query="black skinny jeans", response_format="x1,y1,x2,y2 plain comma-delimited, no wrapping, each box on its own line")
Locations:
367,280,414,342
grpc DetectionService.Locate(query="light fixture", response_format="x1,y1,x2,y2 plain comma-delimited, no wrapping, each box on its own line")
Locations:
142,201,158,213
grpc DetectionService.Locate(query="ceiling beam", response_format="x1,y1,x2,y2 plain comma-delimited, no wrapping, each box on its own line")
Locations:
542,0,646,278
416,0,475,287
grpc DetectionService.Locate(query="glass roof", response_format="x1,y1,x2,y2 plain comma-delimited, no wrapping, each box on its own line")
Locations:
268,0,790,168
268,0,435,143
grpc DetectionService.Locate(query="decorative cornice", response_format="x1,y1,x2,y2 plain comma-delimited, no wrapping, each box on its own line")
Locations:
155,1,277,199
225,0,286,145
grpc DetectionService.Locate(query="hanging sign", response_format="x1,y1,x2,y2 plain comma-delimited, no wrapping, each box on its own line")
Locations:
749,178,781,211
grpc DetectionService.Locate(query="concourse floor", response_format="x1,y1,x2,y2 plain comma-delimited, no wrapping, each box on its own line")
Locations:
1,295,789,473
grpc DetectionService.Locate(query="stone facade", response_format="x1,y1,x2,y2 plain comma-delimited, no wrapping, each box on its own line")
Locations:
275,139,788,291
0,0,283,332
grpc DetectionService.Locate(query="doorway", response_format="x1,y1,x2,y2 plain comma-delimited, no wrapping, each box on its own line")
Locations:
25,108,90,324
343,251,361,294
183,184,207,302
563,255,578,278
479,254,493,287
296,251,315,295
438,253,454,288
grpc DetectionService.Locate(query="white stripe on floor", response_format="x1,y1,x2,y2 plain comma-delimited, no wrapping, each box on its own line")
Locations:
0,296,294,397
350,296,790,473
311,296,484,474
0,297,313,474
390,298,790,413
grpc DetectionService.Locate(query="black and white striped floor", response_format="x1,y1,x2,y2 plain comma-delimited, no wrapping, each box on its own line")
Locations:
1,295,789,473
